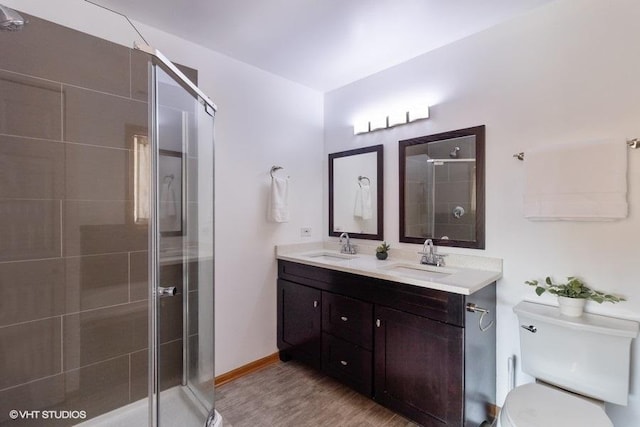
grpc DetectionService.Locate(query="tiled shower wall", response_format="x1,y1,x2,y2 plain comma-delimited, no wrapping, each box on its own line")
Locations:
0,13,192,426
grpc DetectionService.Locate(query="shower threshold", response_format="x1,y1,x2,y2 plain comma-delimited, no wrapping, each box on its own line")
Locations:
75,386,222,427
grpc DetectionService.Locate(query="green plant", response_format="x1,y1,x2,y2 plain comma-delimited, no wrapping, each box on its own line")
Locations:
376,241,391,253
525,276,625,304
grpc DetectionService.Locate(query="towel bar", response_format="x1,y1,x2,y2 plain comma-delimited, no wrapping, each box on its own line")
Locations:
514,138,639,160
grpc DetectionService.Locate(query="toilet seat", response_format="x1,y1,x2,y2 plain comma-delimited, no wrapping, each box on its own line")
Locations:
500,383,612,427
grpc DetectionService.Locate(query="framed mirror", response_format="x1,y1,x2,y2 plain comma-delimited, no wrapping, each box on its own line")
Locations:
399,125,485,249
329,145,383,240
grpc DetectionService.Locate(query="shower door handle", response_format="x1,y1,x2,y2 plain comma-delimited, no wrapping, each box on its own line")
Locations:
158,286,177,297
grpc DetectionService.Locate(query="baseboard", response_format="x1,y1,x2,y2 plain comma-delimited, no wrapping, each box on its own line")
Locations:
215,352,280,387
488,403,500,421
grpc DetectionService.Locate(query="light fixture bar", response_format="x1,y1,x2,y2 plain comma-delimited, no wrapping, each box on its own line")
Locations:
353,105,430,135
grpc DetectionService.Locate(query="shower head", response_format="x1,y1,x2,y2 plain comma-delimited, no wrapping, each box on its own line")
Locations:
449,146,460,158
0,5,26,31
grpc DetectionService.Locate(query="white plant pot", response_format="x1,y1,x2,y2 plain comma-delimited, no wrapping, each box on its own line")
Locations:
557,296,586,317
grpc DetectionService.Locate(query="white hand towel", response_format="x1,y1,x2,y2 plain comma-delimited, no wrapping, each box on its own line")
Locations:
354,186,363,218
353,183,373,220
523,139,627,221
360,184,373,220
268,176,290,223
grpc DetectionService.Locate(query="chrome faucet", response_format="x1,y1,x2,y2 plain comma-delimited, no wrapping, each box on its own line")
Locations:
339,232,357,254
420,239,445,266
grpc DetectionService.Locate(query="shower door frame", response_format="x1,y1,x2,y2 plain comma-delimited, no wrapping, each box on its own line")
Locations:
141,44,218,427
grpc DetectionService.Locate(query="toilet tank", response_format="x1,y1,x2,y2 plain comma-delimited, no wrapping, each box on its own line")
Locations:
514,301,639,405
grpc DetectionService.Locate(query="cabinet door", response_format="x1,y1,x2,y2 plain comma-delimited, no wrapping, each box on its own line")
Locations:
277,279,322,369
375,306,464,427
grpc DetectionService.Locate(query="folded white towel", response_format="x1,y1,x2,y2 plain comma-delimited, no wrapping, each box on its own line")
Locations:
268,176,290,223
354,183,373,220
523,139,627,221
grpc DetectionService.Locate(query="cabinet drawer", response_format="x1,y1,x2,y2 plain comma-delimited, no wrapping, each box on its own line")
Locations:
322,333,372,396
322,292,373,349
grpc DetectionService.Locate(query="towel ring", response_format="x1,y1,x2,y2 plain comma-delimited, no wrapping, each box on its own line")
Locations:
270,166,284,178
358,175,371,187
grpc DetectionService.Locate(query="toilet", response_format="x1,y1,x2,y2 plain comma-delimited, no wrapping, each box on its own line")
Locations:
500,301,639,427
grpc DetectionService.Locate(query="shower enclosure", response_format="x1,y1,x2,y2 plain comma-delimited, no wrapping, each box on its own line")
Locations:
0,9,219,427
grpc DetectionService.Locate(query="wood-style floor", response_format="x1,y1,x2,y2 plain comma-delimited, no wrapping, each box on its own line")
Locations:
216,361,418,427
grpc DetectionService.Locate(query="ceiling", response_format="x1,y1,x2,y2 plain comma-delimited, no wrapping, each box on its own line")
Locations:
93,0,554,92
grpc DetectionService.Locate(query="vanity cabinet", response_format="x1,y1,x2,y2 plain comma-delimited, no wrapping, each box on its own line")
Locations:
277,279,322,369
277,260,496,427
375,306,463,426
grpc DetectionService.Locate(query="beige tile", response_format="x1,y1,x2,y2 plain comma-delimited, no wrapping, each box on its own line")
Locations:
130,349,149,402
63,85,147,149
65,143,130,201
130,340,183,401
161,263,183,294
0,317,62,390
0,258,65,326
175,63,198,86
0,135,65,200
63,301,147,370
0,70,62,140
63,200,148,256
62,356,130,423
0,200,61,262
65,253,129,313
130,49,150,102
0,374,66,425
0,355,131,426
160,295,183,344
158,339,183,391
188,291,199,336
130,251,149,301
0,14,130,97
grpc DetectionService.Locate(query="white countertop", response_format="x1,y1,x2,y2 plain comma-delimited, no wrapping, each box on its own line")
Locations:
276,242,502,296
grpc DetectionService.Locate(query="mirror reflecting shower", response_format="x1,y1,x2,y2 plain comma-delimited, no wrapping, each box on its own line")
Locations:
0,9,220,427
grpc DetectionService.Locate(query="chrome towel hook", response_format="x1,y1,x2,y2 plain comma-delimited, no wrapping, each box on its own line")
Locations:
270,165,284,178
466,303,495,332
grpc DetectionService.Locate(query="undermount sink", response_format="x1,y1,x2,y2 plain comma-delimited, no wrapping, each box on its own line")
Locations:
304,251,358,262
379,263,453,281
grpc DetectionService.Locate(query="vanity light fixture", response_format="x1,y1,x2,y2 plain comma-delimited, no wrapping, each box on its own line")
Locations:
353,105,430,134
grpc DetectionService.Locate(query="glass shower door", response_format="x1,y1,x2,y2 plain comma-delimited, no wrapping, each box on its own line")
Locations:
152,65,215,426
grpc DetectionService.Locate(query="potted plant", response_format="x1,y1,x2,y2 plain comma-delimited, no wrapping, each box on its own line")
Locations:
375,241,391,260
525,276,625,317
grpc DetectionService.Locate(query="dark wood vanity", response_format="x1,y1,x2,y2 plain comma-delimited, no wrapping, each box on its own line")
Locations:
277,259,496,427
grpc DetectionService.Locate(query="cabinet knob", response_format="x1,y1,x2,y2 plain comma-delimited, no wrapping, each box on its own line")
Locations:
340,316,348,322
376,319,381,327
313,300,319,308
340,360,348,366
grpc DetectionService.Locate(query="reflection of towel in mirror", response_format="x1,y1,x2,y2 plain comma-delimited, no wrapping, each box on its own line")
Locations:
354,183,372,220
160,181,177,218
268,176,290,223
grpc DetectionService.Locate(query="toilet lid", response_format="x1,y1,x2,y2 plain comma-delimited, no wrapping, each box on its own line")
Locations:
501,383,613,427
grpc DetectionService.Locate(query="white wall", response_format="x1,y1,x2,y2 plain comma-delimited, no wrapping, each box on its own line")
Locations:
5,0,325,375
324,0,640,425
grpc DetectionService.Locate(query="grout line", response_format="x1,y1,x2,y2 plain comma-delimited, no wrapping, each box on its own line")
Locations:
0,352,131,394
0,299,147,330
59,199,64,258
128,353,132,402
60,316,64,374
128,251,132,303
